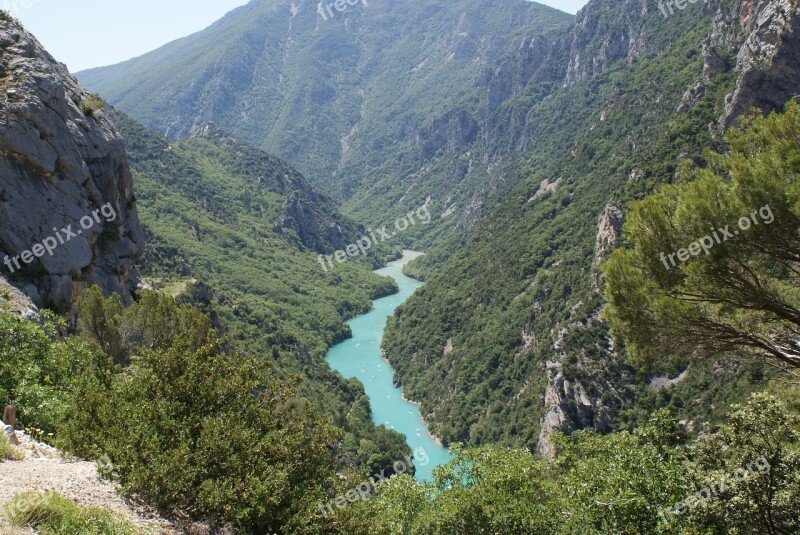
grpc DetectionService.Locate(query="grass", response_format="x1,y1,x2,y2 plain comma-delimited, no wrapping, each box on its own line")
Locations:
0,10,19,24
0,432,23,461
1,492,141,535
80,93,106,117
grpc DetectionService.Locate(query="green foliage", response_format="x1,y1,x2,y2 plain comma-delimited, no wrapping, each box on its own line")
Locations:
0,10,19,25
76,285,211,366
80,93,106,116
0,310,99,437
55,289,341,532
111,110,408,472
0,431,22,461
1,492,139,535
679,393,800,534
336,393,799,535
604,101,800,372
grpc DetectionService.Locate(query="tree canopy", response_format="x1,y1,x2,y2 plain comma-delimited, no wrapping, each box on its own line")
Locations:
604,101,800,373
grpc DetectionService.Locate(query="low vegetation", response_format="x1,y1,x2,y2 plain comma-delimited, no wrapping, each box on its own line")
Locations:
0,432,22,461
80,93,106,117
2,492,139,535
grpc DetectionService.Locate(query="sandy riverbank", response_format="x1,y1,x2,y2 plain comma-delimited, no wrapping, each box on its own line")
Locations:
387,250,425,268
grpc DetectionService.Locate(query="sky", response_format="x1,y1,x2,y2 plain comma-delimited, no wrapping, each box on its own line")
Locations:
5,0,590,72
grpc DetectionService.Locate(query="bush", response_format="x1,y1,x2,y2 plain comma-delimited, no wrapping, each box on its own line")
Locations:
0,10,18,24
62,289,343,533
339,394,800,534
76,286,211,367
1,492,138,535
0,432,22,461
80,93,106,117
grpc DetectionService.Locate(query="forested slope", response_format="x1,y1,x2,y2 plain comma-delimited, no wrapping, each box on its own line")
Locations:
113,110,410,472
384,0,800,452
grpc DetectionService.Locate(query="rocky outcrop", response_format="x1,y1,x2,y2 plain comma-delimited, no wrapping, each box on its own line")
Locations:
711,0,800,126
416,109,479,161
274,192,324,251
0,274,37,319
564,0,651,89
188,122,353,254
594,205,623,267
0,20,144,313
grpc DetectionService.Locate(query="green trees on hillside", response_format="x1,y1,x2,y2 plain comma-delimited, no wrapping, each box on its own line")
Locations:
1,291,347,533
604,102,800,372
0,310,103,439
332,394,799,534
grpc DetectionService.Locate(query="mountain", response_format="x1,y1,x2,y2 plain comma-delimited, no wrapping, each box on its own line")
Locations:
77,0,573,241
0,17,143,314
383,0,800,453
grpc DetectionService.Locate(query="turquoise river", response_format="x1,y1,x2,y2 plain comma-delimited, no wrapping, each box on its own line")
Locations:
325,251,451,482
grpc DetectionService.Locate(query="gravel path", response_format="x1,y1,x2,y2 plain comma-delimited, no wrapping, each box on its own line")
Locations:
0,430,177,533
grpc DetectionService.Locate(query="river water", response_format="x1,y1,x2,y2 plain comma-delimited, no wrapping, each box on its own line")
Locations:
325,251,451,482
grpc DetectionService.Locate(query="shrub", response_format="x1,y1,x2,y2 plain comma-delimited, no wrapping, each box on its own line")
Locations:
1,492,139,535
80,93,106,117
63,289,343,532
0,10,18,24
0,432,22,461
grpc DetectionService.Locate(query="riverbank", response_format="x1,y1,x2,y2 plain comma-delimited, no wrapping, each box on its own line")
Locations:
388,250,425,267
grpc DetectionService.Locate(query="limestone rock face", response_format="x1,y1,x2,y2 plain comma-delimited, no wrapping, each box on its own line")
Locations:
594,205,624,267
564,0,650,89
712,0,800,126
0,20,144,313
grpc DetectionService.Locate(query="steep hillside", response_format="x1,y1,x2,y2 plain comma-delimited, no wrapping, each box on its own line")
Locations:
76,0,572,240
383,0,800,453
73,0,800,456
0,18,143,314
112,110,411,470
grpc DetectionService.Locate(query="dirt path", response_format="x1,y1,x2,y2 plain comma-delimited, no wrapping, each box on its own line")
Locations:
0,430,176,534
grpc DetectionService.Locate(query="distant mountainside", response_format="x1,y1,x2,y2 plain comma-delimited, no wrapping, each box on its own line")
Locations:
384,0,800,453
77,0,573,238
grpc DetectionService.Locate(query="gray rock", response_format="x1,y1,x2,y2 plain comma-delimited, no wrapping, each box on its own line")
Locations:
2,423,19,446
0,21,144,314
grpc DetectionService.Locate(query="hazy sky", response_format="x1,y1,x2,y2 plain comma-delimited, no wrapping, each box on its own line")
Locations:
6,0,589,72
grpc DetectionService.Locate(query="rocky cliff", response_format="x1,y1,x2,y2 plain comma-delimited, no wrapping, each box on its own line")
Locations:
0,19,144,313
